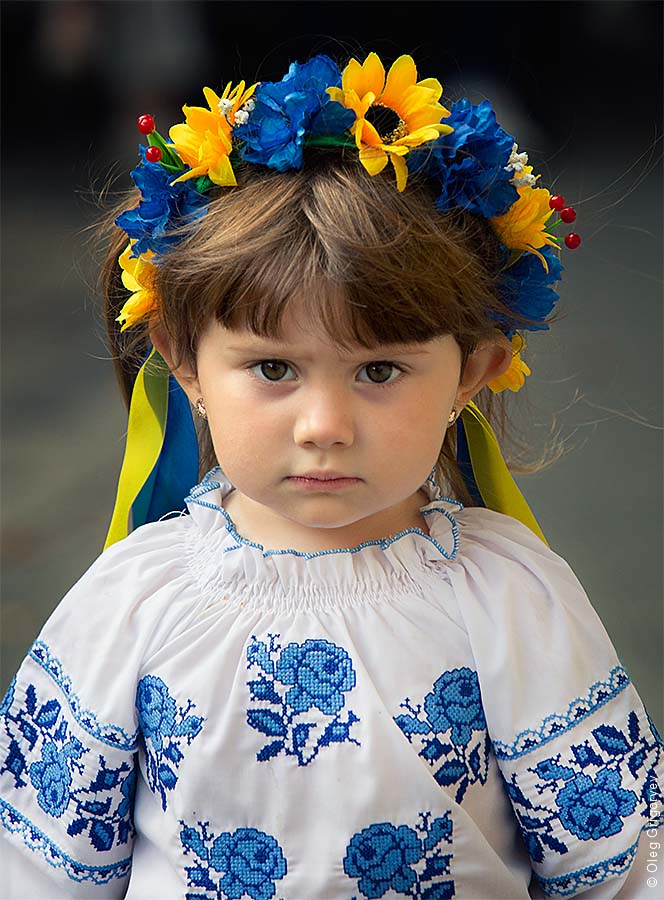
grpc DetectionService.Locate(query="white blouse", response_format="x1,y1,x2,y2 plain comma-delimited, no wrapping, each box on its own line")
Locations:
1,468,662,899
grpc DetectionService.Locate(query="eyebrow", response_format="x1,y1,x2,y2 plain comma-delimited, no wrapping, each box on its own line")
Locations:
224,343,433,360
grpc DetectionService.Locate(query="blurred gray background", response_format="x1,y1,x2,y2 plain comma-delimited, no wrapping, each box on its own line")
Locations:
1,1,662,729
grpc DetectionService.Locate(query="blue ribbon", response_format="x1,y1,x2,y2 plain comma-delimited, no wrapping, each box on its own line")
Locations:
131,375,199,528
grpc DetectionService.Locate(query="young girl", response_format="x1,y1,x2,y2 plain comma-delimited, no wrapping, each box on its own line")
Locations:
1,52,661,899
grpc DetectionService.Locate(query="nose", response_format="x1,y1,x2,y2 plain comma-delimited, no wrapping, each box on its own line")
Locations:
292,384,355,449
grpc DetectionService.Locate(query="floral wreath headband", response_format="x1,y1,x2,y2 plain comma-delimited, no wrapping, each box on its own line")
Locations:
105,52,581,549
115,52,581,395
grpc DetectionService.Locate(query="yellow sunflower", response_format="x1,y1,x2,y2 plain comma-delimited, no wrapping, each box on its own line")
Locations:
169,81,258,186
487,333,531,393
491,185,559,271
116,244,159,332
327,53,453,192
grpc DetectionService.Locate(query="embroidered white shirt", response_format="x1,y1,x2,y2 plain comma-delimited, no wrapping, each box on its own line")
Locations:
1,469,662,898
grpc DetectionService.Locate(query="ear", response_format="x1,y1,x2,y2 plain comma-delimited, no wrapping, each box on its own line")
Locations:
149,321,202,407
456,335,513,408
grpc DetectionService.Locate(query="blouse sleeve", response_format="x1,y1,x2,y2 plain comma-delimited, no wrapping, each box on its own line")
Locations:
446,509,664,899
0,516,193,898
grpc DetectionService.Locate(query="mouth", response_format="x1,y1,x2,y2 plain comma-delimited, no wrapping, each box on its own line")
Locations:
290,472,358,481
286,475,362,489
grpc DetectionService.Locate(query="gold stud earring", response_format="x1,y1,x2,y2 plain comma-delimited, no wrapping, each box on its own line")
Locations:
195,397,207,419
448,406,459,425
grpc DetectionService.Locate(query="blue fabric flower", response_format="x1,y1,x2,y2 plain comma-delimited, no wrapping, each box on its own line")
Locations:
234,54,356,172
343,822,422,897
423,667,487,746
493,246,563,336
136,675,177,751
556,768,637,840
29,740,72,816
408,99,518,218
275,638,356,715
209,827,287,900
115,145,208,258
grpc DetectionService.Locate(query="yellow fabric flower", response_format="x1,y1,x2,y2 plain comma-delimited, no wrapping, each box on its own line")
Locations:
327,53,453,192
487,333,532,393
491,185,558,271
116,244,159,331
169,81,258,186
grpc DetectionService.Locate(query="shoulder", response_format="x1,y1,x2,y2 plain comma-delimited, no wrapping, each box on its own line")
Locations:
36,513,202,669
449,505,579,597
440,507,628,740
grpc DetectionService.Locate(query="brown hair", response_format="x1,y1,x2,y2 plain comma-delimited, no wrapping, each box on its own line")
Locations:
100,149,563,504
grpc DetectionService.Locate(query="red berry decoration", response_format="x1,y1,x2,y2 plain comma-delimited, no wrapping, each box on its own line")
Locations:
560,206,577,224
564,232,581,250
137,114,155,135
549,194,565,211
145,146,162,163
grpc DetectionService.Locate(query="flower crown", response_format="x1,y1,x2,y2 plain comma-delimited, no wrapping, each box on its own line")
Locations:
114,52,581,394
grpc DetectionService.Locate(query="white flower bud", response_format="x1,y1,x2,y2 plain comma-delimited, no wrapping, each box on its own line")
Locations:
234,109,249,125
513,172,537,188
218,98,233,116
505,142,529,174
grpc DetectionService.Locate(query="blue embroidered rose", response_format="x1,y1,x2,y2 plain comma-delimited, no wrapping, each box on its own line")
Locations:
423,667,487,746
115,145,208,258
275,638,356,715
234,54,355,172
29,740,72,816
408,98,518,218
492,245,563,337
556,767,637,840
343,822,423,897
209,827,287,899
136,675,177,751
117,766,136,820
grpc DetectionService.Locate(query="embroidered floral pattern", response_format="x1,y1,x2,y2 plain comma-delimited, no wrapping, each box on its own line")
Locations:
492,665,631,760
0,799,133,885
395,667,490,803
179,819,287,900
30,640,138,749
245,633,360,765
136,675,204,812
1,679,136,852
345,811,455,899
503,709,662,871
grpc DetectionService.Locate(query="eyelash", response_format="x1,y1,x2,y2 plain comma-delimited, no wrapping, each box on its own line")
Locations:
245,359,408,389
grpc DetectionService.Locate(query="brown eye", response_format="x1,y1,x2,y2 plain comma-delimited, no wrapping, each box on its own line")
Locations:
361,362,400,385
252,360,293,382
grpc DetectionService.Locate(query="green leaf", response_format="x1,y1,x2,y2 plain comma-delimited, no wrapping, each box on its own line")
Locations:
147,131,185,170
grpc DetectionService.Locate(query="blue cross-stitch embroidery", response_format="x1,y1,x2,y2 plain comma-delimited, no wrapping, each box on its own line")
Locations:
503,708,662,869
136,674,205,812
534,834,643,898
345,810,455,899
0,799,133,885
29,640,138,748
0,678,136,852
394,667,490,804
245,633,360,766
492,665,631,761
179,819,287,900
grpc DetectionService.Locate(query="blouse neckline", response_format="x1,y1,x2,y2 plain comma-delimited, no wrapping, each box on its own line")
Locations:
185,466,464,565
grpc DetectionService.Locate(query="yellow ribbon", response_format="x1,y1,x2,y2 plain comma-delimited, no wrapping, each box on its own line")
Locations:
104,348,169,550
461,401,548,545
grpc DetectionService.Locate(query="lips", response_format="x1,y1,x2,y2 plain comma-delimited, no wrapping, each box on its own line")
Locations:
292,472,355,481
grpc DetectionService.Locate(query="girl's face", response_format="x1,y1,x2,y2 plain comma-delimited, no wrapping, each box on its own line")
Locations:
163,300,510,552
